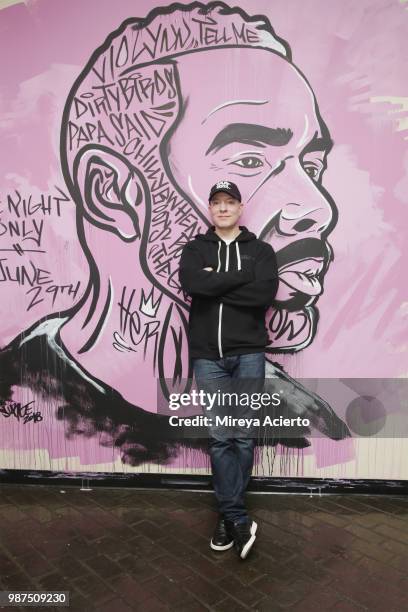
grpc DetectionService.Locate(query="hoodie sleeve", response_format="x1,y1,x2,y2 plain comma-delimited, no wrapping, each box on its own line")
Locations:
178,242,254,298
220,243,279,308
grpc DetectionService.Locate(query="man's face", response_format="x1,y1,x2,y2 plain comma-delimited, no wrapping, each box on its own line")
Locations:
208,191,243,230
168,48,337,351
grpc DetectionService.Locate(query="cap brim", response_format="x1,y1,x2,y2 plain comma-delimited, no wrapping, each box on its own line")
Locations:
209,189,241,202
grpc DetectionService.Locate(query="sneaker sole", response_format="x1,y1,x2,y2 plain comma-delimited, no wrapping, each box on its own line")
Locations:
210,539,234,551
240,520,258,559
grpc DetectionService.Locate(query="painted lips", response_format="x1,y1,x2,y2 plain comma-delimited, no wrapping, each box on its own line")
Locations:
278,257,325,296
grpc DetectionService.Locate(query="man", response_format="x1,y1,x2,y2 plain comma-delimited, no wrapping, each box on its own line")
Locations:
179,180,279,559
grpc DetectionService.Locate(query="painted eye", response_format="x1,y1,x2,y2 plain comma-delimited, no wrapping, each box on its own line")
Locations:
304,164,321,180
232,157,264,169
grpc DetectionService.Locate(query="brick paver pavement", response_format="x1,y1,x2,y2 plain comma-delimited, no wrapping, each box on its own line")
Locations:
0,485,407,611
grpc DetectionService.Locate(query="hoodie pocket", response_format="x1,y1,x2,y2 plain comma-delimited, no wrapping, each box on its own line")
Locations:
189,298,220,351
221,303,265,351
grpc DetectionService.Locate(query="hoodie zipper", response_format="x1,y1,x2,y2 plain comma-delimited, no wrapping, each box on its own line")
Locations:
217,241,224,358
217,242,231,359
216,237,243,359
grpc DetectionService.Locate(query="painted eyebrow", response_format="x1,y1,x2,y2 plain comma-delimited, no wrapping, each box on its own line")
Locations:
205,123,293,155
301,134,334,156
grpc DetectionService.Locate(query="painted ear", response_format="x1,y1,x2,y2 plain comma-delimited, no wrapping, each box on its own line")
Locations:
73,146,146,241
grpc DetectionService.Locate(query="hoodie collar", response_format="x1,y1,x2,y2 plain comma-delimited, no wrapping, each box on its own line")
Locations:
196,225,256,243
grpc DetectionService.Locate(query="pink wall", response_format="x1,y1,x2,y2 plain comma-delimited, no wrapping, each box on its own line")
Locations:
0,0,406,477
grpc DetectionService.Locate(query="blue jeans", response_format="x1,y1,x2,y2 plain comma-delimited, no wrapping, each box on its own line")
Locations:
192,353,265,523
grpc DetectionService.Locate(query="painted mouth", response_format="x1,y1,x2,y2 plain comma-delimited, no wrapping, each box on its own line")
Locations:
279,257,325,296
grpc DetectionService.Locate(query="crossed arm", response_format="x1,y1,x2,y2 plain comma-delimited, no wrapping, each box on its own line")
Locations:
178,242,254,298
220,243,279,307
178,242,279,307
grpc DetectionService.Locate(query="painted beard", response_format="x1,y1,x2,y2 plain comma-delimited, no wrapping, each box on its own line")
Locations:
264,238,332,352
266,304,318,352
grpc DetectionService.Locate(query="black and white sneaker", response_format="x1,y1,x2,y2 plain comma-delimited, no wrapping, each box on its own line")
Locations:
210,516,235,551
233,519,258,559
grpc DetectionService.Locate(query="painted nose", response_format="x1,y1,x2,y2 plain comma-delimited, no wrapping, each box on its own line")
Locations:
276,160,335,238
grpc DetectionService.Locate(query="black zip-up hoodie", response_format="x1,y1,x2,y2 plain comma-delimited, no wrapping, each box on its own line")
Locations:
179,225,279,360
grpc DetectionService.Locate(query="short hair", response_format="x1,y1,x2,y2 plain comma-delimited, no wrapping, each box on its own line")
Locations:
61,1,291,191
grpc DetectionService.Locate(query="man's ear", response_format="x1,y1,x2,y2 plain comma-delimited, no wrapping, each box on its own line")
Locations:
73,145,146,242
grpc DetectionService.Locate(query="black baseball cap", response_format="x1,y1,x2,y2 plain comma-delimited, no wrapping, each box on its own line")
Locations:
209,180,242,203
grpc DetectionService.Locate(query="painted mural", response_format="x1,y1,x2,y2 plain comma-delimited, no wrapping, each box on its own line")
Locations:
0,0,407,479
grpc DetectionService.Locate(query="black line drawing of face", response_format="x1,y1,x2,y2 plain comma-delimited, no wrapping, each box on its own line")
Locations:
59,1,337,362
166,48,337,354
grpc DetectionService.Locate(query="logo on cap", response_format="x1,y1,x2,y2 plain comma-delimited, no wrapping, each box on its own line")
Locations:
216,180,231,190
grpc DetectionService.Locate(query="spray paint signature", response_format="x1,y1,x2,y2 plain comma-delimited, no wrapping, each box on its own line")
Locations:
0,399,43,424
